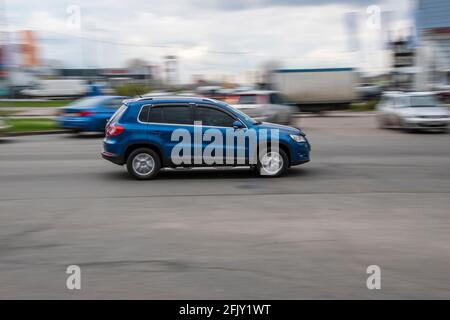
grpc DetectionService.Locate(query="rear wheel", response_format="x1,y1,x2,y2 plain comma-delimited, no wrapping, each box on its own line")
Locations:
257,148,289,177
126,148,161,180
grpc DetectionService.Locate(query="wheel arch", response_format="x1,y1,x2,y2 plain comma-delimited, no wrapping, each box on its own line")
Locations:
124,142,163,165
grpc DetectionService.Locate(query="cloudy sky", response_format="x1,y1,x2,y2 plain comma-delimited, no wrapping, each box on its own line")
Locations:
5,0,415,82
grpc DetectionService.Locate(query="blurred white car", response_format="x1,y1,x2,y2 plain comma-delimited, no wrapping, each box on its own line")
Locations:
356,83,382,100
232,90,296,125
376,92,450,132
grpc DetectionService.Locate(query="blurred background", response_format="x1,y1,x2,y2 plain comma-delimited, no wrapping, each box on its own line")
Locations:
0,0,448,133
1,0,450,299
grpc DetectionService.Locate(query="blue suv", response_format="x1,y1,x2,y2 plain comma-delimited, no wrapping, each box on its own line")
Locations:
102,96,310,179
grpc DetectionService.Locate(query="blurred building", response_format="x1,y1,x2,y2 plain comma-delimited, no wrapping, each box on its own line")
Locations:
414,0,450,90
164,55,178,86
0,30,41,96
58,66,155,85
389,37,416,90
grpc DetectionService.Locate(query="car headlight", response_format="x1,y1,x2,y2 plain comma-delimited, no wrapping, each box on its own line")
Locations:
290,134,306,143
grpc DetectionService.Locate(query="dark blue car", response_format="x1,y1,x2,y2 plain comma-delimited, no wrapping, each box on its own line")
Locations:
58,95,128,133
102,96,310,179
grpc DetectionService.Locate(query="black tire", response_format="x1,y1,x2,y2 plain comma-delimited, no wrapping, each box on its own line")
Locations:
377,116,387,129
249,165,258,175
126,148,161,180
256,148,289,177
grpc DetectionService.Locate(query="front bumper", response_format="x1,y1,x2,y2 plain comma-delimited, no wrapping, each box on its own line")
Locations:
290,138,311,166
404,117,449,129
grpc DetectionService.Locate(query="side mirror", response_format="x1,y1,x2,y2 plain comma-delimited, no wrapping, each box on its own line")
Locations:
232,120,244,129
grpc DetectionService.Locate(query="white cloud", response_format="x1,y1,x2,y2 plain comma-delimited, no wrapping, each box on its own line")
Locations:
5,0,413,82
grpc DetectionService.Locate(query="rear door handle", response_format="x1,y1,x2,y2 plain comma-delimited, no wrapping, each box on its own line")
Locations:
150,130,161,135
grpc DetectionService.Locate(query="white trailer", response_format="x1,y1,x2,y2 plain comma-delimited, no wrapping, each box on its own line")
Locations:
21,79,88,98
271,68,358,111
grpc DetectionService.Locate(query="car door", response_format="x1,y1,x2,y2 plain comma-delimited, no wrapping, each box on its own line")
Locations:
194,104,247,165
393,96,408,126
147,103,194,166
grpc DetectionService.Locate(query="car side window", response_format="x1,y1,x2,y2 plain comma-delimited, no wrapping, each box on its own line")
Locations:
138,105,150,122
149,106,164,123
194,106,235,127
382,97,393,108
395,96,408,108
112,98,125,108
270,93,284,105
161,105,193,125
105,98,121,109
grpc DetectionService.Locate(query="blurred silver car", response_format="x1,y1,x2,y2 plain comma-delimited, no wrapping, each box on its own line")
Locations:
232,90,295,125
376,92,450,132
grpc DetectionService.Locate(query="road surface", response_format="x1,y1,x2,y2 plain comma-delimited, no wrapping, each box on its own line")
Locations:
0,115,449,299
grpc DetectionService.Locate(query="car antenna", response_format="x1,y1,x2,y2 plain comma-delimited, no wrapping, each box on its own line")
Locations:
134,87,143,98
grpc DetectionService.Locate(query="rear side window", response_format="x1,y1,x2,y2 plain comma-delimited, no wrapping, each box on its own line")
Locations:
138,105,176,123
149,106,164,123
195,106,235,127
108,104,127,124
162,105,193,125
138,105,150,122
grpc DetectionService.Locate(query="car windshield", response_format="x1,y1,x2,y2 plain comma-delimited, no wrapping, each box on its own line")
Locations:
237,95,267,104
408,95,438,107
68,96,108,107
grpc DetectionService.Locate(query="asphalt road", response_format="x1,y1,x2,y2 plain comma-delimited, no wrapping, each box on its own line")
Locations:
1,114,449,299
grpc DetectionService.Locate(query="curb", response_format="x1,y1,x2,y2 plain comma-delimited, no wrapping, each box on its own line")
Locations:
6,130,69,137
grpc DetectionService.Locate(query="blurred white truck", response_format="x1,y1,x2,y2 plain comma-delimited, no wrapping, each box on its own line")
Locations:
270,68,358,112
21,79,88,98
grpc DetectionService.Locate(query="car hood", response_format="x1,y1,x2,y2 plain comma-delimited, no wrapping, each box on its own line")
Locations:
234,104,265,109
254,122,301,135
399,106,450,117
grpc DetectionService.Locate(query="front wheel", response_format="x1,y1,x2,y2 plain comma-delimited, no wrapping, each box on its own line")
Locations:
126,148,161,180
257,149,289,177
377,116,387,129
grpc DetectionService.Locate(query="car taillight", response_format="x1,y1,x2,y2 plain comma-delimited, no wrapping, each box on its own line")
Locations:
106,124,124,136
79,111,94,117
